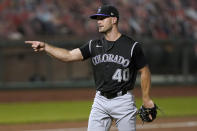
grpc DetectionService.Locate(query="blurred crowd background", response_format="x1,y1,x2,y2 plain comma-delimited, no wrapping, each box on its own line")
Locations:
0,0,197,85
0,0,197,40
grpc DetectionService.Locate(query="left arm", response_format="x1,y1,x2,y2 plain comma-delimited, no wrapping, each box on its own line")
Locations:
139,65,154,108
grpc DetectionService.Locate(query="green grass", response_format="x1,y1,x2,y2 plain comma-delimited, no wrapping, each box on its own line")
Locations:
0,101,92,124
0,96,197,124
152,97,197,117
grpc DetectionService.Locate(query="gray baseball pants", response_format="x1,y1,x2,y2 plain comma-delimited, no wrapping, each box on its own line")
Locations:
88,90,137,131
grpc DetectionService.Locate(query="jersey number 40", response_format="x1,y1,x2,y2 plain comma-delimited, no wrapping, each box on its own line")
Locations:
112,68,129,82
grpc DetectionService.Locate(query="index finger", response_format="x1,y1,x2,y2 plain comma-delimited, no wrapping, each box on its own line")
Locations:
25,41,37,44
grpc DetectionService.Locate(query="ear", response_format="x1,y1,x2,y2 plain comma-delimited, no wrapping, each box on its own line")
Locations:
112,17,118,24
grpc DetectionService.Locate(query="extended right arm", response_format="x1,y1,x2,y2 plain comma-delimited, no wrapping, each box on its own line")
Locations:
25,41,83,62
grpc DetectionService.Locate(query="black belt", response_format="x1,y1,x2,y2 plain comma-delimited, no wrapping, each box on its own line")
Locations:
100,90,127,99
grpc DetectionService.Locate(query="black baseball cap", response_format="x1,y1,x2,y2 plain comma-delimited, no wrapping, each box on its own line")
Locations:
90,5,119,20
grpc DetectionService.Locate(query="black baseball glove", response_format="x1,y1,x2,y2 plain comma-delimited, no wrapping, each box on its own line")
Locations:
138,104,158,123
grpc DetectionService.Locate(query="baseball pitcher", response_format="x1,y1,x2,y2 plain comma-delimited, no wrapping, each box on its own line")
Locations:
25,5,157,131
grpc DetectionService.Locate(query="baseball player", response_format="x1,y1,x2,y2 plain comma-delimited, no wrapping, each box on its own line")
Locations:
25,5,155,131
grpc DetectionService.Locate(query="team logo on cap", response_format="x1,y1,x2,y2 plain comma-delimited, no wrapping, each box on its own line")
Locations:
97,8,101,13
111,12,114,16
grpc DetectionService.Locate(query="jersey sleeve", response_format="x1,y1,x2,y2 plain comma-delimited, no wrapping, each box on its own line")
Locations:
132,43,147,70
79,40,92,60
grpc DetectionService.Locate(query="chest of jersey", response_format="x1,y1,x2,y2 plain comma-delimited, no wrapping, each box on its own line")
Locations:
92,53,130,67
90,39,136,87
91,40,134,69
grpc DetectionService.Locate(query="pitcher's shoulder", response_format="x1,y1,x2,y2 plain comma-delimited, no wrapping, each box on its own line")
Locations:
121,34,137,46
90,38,103,46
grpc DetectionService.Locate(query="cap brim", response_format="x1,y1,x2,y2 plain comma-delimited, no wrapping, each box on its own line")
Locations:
90,14,110,19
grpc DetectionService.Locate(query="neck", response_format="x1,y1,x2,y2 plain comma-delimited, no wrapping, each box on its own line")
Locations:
104,26,121,41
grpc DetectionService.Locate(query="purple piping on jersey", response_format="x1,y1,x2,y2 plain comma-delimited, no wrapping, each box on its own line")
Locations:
89,40,92,54
131,42,138,59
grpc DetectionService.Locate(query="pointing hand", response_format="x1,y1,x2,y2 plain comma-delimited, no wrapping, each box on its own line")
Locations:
25,41,45,52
